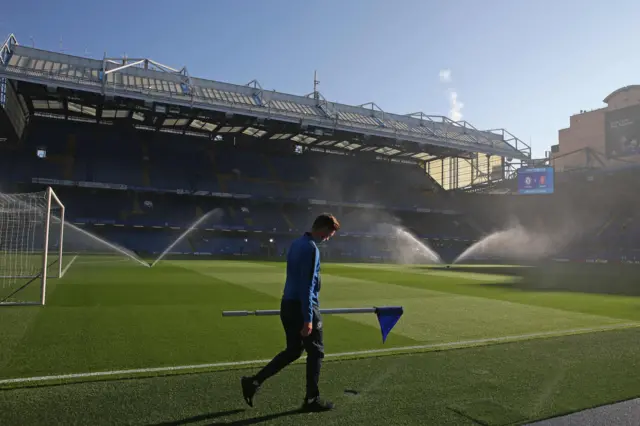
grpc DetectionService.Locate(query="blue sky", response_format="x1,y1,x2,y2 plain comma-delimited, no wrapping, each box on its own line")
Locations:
3,0,640,158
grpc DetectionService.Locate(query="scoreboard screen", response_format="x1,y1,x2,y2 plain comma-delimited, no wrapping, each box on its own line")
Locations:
517,167,555,194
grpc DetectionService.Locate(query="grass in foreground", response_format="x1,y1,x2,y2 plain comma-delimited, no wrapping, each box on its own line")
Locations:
2,329,640,425
2,258,640,424
2,258,637,380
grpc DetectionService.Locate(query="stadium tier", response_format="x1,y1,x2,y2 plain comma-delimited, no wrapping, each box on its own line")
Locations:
2,124,639,263
2,116,640,263
14,34,633,264
1,120,451,206
0,117,479,260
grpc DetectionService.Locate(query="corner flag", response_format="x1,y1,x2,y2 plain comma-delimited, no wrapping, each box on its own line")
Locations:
375,306,404,343
222,305,404,343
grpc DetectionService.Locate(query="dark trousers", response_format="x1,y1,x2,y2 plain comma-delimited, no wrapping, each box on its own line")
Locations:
254,299,325,399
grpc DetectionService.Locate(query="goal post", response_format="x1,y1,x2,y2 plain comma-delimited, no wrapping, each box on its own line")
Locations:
0,187,65,306
40,187,65,305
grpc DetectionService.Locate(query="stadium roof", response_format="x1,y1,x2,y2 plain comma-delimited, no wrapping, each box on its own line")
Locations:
0,34,530,161
603,85,640,104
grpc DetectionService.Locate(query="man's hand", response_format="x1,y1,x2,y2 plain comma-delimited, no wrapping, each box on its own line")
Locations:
301,322,313,337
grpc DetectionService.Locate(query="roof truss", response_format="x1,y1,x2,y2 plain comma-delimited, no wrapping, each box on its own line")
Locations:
0,34,531,161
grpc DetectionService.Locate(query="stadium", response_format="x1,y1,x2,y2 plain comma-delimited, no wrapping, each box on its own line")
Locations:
1,33,640,425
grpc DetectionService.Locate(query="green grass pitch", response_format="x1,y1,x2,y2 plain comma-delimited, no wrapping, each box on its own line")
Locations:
1,257,640,425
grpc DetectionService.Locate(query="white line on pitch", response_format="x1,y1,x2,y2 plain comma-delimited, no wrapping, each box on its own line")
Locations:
1,322,637,386
60,255,78,278
0,358,274,386
328,322,639,357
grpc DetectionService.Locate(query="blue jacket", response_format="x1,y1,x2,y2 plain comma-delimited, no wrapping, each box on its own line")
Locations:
282,232,321,323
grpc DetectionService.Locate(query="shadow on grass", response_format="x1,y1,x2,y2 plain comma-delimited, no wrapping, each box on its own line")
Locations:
149,409,244,425
210,408,305,425
478,262,640,297
150,408,307,426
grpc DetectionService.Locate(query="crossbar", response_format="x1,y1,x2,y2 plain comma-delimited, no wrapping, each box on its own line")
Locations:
222,306,402,317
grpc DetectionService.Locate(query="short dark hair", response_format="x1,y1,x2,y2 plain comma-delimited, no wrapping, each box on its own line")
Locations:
312,213,340,232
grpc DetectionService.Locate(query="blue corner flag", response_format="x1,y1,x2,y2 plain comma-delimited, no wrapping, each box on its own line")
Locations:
375,306,404,343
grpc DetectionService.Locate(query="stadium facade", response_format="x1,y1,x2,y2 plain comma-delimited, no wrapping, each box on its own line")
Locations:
553,85,640,172
6,33,640,265
0,33,537,262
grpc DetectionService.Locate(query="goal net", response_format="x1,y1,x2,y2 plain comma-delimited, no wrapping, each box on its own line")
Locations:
0,187,65,305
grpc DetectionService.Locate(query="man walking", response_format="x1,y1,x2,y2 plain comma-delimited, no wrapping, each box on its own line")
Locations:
241,213,341,412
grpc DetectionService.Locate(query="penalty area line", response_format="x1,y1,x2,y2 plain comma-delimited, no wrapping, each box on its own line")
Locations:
60,255,79,278
0,322,638,386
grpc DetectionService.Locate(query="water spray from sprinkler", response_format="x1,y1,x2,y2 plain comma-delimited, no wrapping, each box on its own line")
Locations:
151,208,223,267
59,218,150,267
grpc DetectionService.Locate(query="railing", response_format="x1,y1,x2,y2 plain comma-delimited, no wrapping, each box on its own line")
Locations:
1,61,527,158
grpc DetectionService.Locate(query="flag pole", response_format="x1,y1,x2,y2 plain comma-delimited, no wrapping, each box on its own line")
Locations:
222,306,404,343
222,306,403,317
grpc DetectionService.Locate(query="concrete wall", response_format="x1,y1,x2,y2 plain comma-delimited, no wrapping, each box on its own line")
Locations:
553,86,640,171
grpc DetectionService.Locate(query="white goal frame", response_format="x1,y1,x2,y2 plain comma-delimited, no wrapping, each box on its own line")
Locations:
0,186,65,306
40,186,65,305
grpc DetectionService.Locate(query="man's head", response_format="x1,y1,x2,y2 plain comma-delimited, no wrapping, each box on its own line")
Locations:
311,213,340,242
